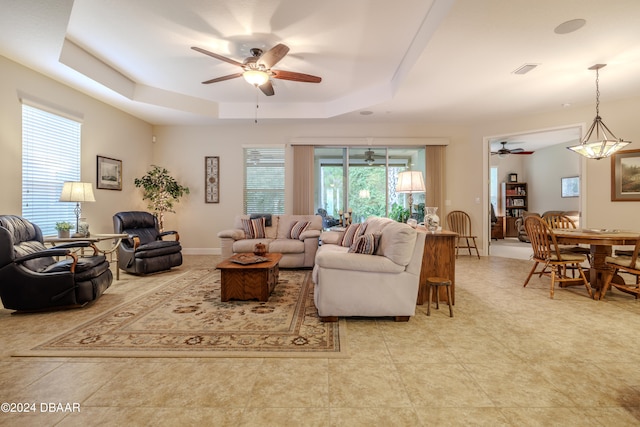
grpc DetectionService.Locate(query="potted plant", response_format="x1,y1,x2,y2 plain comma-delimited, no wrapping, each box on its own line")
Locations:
134,165,190,232
55,221,74,238
389,203,410,223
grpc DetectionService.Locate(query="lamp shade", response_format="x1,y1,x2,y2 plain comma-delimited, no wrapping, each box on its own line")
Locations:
59,182,96,203
396,171,425,193
243,70,270,86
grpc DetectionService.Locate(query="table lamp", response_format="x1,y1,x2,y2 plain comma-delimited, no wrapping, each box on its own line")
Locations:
59,182,95,237
396,171,425,216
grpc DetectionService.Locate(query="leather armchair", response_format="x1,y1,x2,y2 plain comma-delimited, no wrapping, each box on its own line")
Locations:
0,215,113,311
113,211,182,275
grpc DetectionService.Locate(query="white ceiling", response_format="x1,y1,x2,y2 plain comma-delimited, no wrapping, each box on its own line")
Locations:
2,0,640,135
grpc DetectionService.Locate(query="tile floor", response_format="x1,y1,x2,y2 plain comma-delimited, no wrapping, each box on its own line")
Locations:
1,255,639,426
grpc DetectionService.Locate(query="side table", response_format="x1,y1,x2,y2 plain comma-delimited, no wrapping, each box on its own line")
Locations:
44,233,128,280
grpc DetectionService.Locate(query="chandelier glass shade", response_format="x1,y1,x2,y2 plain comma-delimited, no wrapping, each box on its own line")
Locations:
568,65,631,160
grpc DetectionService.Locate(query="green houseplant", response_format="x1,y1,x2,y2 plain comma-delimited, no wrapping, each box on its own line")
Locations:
389,203,410,223
55,221,74,238
134,165,190,232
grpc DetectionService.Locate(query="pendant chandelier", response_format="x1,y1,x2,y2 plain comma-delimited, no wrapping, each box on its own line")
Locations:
567,64,630,160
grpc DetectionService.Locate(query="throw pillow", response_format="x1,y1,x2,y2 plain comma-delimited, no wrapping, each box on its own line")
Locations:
289,221,310,239
241,217,266,239
348,233,380,255
340,223,363,247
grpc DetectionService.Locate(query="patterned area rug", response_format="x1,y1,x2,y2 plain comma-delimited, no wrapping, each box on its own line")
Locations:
22,269,347,358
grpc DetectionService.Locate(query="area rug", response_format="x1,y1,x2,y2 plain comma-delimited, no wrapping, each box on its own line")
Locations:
19,269,347,358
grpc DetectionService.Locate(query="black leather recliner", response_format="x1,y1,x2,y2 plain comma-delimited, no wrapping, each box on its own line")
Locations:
113,211,182,275
0,215,113,311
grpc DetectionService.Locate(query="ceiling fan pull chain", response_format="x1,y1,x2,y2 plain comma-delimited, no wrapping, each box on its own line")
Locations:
255,86,259,124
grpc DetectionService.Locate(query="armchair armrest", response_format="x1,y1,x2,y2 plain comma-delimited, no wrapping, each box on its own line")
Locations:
217,228,246,240
319,230,343,245
299,229,321,240
158,230,180,241
14,249,80,273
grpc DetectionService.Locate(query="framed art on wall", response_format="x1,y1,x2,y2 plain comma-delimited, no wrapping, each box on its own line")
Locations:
611,149,640,201
96,155,122,190
561,176,579,198
508,173,518,183
205,156,219,203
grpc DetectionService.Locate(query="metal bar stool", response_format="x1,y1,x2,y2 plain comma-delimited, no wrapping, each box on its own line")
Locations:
426,276,453,317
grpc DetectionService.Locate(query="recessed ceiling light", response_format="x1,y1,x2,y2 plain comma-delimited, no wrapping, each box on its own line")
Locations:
359,110,374,115
562,103,572,108
554,19,586,34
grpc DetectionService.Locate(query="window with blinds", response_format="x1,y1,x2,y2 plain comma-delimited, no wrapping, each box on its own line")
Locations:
244,147,285,214
22,104,81,236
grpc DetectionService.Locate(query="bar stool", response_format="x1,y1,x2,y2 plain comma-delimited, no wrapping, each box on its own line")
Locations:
426,277,453,317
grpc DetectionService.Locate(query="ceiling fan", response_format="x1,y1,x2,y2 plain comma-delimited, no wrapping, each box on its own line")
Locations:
491,141,534,156
191,43,322,96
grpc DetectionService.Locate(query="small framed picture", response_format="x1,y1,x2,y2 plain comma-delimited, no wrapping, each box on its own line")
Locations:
96,155,122,190
561,176,579,198
508,173,518,183
205,156,219,203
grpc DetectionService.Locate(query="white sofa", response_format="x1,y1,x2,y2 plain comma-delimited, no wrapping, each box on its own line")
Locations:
312,217,426,322
217,214,322,268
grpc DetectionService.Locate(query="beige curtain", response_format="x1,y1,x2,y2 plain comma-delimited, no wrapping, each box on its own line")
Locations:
425,145,446,216
292,145,315,214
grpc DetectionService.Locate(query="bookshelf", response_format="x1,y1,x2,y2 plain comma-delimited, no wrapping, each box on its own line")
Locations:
502,182,527,237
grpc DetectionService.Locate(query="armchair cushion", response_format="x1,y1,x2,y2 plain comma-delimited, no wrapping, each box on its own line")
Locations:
348,233,380,255
288,221,310,239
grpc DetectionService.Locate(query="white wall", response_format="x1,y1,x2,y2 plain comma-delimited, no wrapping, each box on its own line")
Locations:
524,142,580,214
0,56,153,234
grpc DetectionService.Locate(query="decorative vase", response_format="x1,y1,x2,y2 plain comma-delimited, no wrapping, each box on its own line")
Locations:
253,243,267,257
78,218,90,237
425,207,440,232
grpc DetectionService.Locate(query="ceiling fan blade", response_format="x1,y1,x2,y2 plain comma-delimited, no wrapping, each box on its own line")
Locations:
201,73,243,84
513,151,534,155
272,69,322,83
509,148,525,153
257,44,290,69
191,46,243,67
259,80,275,96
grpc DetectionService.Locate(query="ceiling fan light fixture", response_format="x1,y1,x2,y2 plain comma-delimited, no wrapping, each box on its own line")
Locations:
364,149,376,165
567,64,631,160
243,69,270,86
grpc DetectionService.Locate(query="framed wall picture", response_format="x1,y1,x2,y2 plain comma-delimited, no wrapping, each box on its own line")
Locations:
205,156,219,203
561,176,579,198
96,155,122,190
611,149,640,201
508,173,518,183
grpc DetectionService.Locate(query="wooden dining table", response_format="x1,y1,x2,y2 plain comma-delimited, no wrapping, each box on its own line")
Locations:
553,228,640,299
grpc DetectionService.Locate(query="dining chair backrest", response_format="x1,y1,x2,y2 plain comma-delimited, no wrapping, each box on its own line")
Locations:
543,213,576,229
524,215,561,261
447,210,473,236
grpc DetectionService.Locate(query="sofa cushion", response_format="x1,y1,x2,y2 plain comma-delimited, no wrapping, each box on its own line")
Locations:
340,223,366,247
232,238,273,254
348,233,380,255
269,238,305,254
375,221,417,266
250,213,272,227
289,221,310,239
241,217,266,239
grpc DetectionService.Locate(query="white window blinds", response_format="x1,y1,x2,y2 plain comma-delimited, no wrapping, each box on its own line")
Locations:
22,104,81,236
243,147,285,214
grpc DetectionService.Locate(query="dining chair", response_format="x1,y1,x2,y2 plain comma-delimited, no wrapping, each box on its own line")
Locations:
542,213,592,274
446,210,480,259
523,215,593,299
600,239,640,300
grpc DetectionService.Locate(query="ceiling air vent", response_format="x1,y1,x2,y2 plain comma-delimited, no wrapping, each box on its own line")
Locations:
512,64,539,75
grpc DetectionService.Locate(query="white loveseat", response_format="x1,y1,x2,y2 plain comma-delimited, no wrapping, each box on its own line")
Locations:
312,217,426,322
217,214,322,268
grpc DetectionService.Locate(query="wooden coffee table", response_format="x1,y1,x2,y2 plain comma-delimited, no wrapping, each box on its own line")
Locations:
216,253,282,302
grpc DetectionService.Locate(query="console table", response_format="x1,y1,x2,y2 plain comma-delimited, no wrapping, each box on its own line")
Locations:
44,233,128,280
416,228,457,305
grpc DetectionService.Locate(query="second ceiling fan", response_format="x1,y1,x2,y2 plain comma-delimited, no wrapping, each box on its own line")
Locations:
491,141,534,156
191,43,322,96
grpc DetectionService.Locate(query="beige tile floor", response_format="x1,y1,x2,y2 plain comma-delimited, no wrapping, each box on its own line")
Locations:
1,255,639,426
